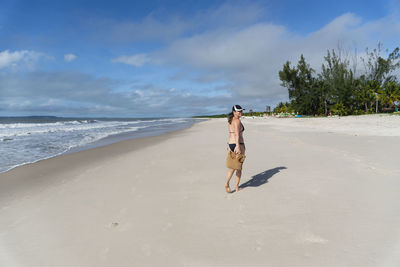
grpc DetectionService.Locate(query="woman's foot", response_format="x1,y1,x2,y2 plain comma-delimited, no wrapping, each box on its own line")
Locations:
225,184,231,193
235,186,242,192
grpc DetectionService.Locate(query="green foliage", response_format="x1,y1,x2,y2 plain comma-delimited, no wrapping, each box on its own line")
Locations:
273,102,294,113
279,55,321,115
361,43,400,84
379,81,400,108
279,43,400,116
331,103,348,116
243,111,270,117
353,109,365,115
193,111,272,118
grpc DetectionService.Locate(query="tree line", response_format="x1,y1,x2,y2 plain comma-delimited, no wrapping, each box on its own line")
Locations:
277,43,400,115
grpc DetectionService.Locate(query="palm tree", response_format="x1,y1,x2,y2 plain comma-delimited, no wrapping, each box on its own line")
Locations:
379,81,400,111
356,78,377,112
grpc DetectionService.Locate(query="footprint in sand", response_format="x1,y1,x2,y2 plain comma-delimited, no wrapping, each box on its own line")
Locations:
297,232,328,244
105,222,119,229
255,240,263,251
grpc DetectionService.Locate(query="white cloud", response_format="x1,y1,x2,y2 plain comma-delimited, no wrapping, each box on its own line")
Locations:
103,9,400,113
0,71,230,116
145,12,400,105
111,53,151,67
85,2,265,44
64,54,77,62
0,50,26,68
0,50,44,69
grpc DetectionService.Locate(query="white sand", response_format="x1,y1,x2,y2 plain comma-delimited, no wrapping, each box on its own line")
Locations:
1,115,399,266
246,114,400,136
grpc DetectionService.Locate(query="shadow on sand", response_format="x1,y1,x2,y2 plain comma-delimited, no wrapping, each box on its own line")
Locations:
239,166,287,190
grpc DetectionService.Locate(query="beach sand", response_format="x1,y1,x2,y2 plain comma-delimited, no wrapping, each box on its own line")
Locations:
1,115,400,266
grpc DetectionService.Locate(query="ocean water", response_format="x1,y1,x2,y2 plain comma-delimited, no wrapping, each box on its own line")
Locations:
0,116,200,174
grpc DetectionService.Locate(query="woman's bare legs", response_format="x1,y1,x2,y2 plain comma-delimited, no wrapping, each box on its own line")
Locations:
235,169,242,192
235,144,245,192
225,145,245,193
225,169,242,193
225,168,235,193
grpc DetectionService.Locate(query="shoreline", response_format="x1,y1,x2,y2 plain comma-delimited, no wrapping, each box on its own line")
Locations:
0,120,204,202
0,118,205,175
1,117,399,266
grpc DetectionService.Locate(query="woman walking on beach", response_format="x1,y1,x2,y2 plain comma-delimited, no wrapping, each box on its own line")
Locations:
225,105,246,193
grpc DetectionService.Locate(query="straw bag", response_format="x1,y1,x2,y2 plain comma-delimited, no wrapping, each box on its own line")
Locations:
226,149,246,170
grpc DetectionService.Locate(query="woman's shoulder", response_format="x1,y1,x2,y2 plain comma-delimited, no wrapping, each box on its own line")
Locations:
231,117,241,125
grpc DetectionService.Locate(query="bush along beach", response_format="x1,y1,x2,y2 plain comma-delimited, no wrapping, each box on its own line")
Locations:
278,43,400,116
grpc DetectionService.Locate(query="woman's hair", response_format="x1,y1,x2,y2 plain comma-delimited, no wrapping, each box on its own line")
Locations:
227,112,234,124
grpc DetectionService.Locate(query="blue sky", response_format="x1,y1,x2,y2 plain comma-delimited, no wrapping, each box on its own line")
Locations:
0,0,399,117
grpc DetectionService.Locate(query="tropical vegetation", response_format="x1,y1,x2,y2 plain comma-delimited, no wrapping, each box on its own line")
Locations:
278,43,400,115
